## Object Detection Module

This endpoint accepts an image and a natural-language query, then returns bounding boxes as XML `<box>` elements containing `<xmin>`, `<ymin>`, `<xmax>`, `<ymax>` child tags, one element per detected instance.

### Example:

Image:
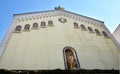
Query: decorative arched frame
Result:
<box><xmin>63</xmin><ymin>46</ymin><xmax>80</xmax><ymax>70</ymax></box>
<box><xmin>95</xmin><ymin>29</ymin><xmax>102</xmax><ymax>36</ymax></box>
<box><xmin>88</xmin><ymin>27</ymin><xmax>94</xmax><ymax>33</ymax></box>
<box><xmin>74</xmin><ymin>22</ymin><xmax>79</xmax><ymax>29</ymax></box>
<box><xmin>23</xmin><ymin>24</ymin><xmax>30</xmax><ymax>31</ymax></box>
<box><xmin>48</xmin><ymin>20</ymin><xmax>53</xmax><ymax>27</ymax></box>
<box><xmin>32</xmin><ymin>22</ymin><xmax>39</xmax><ymax>29</ymax></box>
<box><xmin>80</xmin><ymin>24</ymin><xmax>87</xmax><ymax>31</ymax></box>
<box><xmin>41</xmin><ymin>21</ymin><xmax>46</xmax><ymax>28</ymax></box>
<box><xmin>33</xmin><ymin>23</ymin><xmax>38</xmax><ymax>28</ymax></box>
<box><xmin>102</xmin><ymin>31</ymin><xmax>109</xmax><ymax>38</ymax></box>
<box><xmin>15</xmin><ymin>25</ymin><xmax>22</xmax><ymax>32</ymax></box>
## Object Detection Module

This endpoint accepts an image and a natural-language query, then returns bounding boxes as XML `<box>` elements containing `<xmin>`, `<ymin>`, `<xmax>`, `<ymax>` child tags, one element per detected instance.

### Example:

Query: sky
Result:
<box><xmin>0</xmin><ymin>0</ymin><xmax>120</xmax><ymax>44</ymax></box>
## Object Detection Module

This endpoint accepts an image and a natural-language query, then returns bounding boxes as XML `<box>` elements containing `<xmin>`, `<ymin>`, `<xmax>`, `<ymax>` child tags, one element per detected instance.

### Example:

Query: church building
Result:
<box><xmin>0</xmin><ymin>6</ymin><xmax>119</xmax><ymax>70</ymax></box>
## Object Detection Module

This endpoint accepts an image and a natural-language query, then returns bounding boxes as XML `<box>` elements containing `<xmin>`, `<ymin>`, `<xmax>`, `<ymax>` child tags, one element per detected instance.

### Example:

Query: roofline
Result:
<box><xmin>13</xmin><ymin>10</ymin><xmax>55</xmax><ymax>16</ymax></box>
<box><xmin>63</xmin><ymin>10</ymin><xmax>104</xmax><ymax>23</ymax></box>
<box><xmin>13</xmin><ymin>9</ymin><xmax>104</xmax><ymax>23</ymax></box>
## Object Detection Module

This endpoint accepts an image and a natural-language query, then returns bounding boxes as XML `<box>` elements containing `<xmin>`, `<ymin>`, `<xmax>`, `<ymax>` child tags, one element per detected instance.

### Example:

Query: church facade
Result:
<box><xmin>0</xmin><ymin>7</ymin><xmax>119</xmax><ymax>70</ymax></box>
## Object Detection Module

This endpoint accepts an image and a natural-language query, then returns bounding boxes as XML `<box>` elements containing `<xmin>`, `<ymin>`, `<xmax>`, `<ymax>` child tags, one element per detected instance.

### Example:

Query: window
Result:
<box><xmin>24</xmin><ymin>24</ymin><xmax>30</xmax><ymax>30</ymax></box>
<box><xmin>48</xmin><ymin>20</ymin><xmax>53</xmax><ymax>27</ymax></box>
<box><xmin>102</xmin><ymin>31</ymin><xmax>109</xmax><ymax>37</ymax></box>
<box><xmin>15</xmin><ymin>25</ymin><xmax>22</xmax><ymax>32</ymax></box>
<box><xmin>74</xmin><ymin>22</ymin><xmax>79</xmax><ymax>28</ymax></box>
<box><xmin>88</xmin><ymin>27</ymin><xmax>94</xmax><ymax>33</ymax></box>
<box><xmin>80</xmin><ymin>24</ymin><xmax>87</xmax><ymax>31</ymax></box>
<box><xmin>32</xmin><ymin>22</ymin><xmax>38</xmax><ymax>29</ymax></box>
<box><xmin>63</xmin><ymin>46</ymin><xmax>80</xmax><ymax>70</ymax></box>
<box><xmin>95</xmin><ymin>29</ymin><xmax>101</xmax><ymax>36</ymax></box>
<box><xmin>41</xmin><ymin>22</ymin><xmax>46</xmax><ymax>28</ymax></box>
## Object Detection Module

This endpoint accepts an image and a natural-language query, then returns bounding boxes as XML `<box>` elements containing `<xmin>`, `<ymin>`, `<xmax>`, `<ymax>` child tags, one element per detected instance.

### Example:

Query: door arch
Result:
<box><xmin>63</xmin><ymin>46</ymin><xmax>80</xmax><ymax>70</ymax></box>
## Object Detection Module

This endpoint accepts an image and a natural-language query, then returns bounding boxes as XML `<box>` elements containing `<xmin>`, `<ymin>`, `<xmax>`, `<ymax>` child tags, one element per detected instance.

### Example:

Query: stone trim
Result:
<box><xmin>15</xmin><ymin>10</ymin><xmax>103</xmax><ymax>28</ymax></box>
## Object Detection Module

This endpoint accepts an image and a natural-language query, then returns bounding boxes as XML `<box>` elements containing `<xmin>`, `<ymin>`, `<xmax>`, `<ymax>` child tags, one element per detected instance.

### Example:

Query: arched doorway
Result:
<box><xmin>63</xmin><ymin>46</ymin><xmax>80</xmax><ymax>70</ymax></box>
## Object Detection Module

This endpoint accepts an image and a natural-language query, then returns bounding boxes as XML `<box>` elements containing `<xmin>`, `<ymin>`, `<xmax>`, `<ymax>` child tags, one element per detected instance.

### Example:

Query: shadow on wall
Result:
<box><xmin>0</xmin><ymin>69</ymin><xmax>119</xmax><ymax>74</ymax></box>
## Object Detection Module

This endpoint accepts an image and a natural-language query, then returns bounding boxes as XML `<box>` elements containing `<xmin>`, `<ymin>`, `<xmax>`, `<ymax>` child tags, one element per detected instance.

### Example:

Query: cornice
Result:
<box><xmin>14</xmin><ymin>9</ymin><xmax>104</xmax><ymax>28</ymax></box>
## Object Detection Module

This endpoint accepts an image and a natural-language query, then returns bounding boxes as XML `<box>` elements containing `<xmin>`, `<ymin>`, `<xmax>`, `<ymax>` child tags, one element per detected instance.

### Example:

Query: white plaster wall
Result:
<box><xmin>0</xmin><ymin>13</ymin><xmax>119</xmax><ymax>70</ymax></box>
<box><xmin>113</xmin><ymin>25</ymin><xmax>120</xmax><ymax>45</ymax></box>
